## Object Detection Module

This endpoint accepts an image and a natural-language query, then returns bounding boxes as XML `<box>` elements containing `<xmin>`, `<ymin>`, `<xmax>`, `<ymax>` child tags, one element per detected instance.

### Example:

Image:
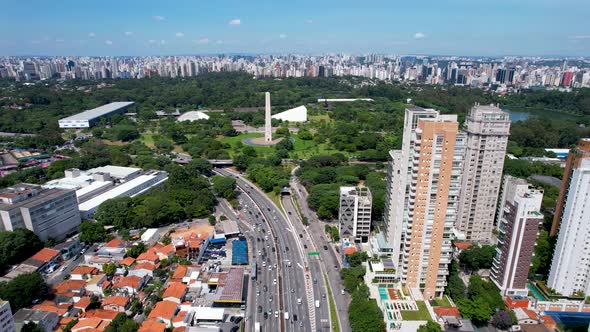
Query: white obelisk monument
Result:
<box><xmin>264</xmin><ymin>92</ymin><xmax>272</xmax><ymax>142</ymax></box>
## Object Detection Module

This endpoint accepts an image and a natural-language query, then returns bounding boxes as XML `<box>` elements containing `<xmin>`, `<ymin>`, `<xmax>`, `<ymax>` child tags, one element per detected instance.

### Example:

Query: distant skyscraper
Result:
<box><xmin>318</xmin><ymin>65</ymin><xmax>325</xmax><ymax>78</ymax></box>
<box><xmin>383</xmin><ymin>107</ymin><xmax>464</xmax><ymax>299</ymax></box>
<box><xmin>456</xmin><ymin>104</ymin><xmax>510</xmax><ymax>243</ymax></box>
<box><xmin>491</xmin><ymin>176</ymin><xmax>543</xmax><ymax>297</ymax></box>
<box><xmin>496</xmin><ymin>68</ymin><xmax>507</xmax><ymax>84</ymax></box>
<box><xmin>561</xmin><ymin>71</ymin><xmax>574</xmax><ymax>87</ymax></box>
<box><xmin>551</xmin><ymin>139</ymin><xmax>590</xmax><ymax>236</ymax></box>
<box><xmin>338</xmin><ymin>187</ymin><xmax>372</xmax><ymax>243</ymax></box>
<box><xmin>507</xmin><ymin>67</ymin><xmax>516</xmax><ymax>84</ymax></box>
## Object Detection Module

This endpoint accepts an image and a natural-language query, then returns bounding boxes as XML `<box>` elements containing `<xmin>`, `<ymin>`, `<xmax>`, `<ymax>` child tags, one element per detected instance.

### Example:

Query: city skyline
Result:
<box><xmin>2</xmin><ymin>0</ymin><xmax>590</xmax><ymax>57</ymax></box>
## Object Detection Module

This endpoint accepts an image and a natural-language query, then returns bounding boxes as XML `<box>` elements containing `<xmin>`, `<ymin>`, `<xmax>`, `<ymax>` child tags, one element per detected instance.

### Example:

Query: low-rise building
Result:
<box><xmin>58</xmin><ymin>102</ymin><xmax>135</xmax><ymax>129</ymax></box>
<box><xmin>338</xmin><ymin>186</ymin><xmax>372</xmax><ymax>243</ymax></box>
<box><xmin>101</xmin><ymin>296</ymin><xmax>129</xmax><ymax>313</ymax></box>
<box><xmin>148</xmin><ymin>300</ymin><xmax>178</xmax><ymax>326</ymax></box>
<box><xmin>13</xmin><ymin>308</ymin><xmax>59</xmax><ymax>332</ymax></box>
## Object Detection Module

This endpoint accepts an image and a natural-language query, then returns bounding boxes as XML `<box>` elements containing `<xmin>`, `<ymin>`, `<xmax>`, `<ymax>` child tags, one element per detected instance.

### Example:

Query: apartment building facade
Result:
<box><xmin>456</xmin><ymin>104</ymin><xmax>510</xmax><ymax>243</ymax></box>
<box><xmin>383</xmin><ymin>107</ymin><xmax>464</xmax><ymax>299</ymax></box>
<box><xmin>338</xmin><ymin>186</ymin><xmax>372</xmax><ymax>243</ymax></box>
<box><xmin>491</xmin><ymin>176</ymin><xmax>544</xmax><ymax>297</ymax></box>
<box><xmin>548</xmin><ymin>139</ymin><xmax>590</xmax><ymax>296</ymax></box>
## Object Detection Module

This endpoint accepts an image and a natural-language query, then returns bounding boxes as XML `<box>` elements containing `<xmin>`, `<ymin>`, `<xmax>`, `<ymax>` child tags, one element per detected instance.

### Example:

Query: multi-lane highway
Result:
<box><xmin>215</xmin><ymin>168</ymin><xmax>317</xmax><ymax>332</ymax></box>
<box><xmin>289</xmin><ymin>168</ymin><xmax>352</xmax><ymax>332</ymax></box>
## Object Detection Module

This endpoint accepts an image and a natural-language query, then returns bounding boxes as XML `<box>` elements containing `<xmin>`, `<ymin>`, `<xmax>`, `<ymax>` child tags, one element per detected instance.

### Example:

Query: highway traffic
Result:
<box><xmin>215</xmin><ymin>168</ymin><xmax>318</xmax><ymax>332</ymax></box>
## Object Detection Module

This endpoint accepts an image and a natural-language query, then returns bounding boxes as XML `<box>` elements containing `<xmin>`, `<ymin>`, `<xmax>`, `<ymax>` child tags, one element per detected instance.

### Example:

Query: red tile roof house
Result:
<box><xmin>162</xmin><ymin>283</ymin><xmax>187</xmax><ymax>304</ymax></box>
<box><xmin>101</xmin><ymin>296</ymin><xmax>130</xmax><ymax>313</ymax></box>
<box><xmin>148</xmin><ymin>300</ymin><xmax>178</xmax><ymax>326</ymax></box>
<box><xmin>112</xmin><ymin>275</ymin><xmax>145</xmax><ymax>295</ymax></box>
<box><xmin>53</xmin><ymin>279</ymin><xmax>87</xmax><ymax>303</ymax></box>
<box><xmin>74</xmin><ymin>297</ymin><xmax>93</xmax><ymax>313</ymax></box>
<box><xmin>70</xmin><ymin>266</ymin><xmax>100</xmax><ymax>280</ymax></box>
<box><xmin>84</xmin><ymin>309</ymin><xmax>119</xmax><ymax>322</ymax></box>
<box><xmin>136</xmin><ymin>250</ymin><xmax>160</xmax><ymax>264</ymax></box>
<box><xmin>153</xmin><ymin>243</ymin><xmax>176</xmax><ymax>260</ymax></box>
<box><xmin>70</xmin><ymin>317</ymin><xmax>110</xmax><ymax>332</ymax></box>
<box><xmin>24</xmin><ymin>247</ymin><xmax>61</xmax><ymax>272</ymax></box>
<box><xmin>139</xmin><ymin>318</ymin><xmax>167</xmax><ymax>332</ymax></box>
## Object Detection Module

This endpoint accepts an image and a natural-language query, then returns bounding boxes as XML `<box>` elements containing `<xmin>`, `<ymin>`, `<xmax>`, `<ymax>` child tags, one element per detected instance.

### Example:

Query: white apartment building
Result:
<box><xmin>339</xmin><ymin>186</ymin><xmax>372</xmax><ymax>243</ymax></box>
<box><xmin>456</xmin><ymin>104</ymin><xmax>510</xmax><ymax>243</ymax></box>
<box><xmin>548</xmin><ymin>156</ymin><xmax>590</xmax><ymax>296</ymax></box>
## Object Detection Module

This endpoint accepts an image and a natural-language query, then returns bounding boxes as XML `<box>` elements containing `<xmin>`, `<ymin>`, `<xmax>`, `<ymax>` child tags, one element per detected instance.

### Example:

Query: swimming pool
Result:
<box><xmin>528</xmin><ymin>282</ymin><xmax>547</xmax><ymax>301</ymax></box>
<box><xmin>379</xmin><ymin>288</ymin><xmax>389</xmax><ymax>300</ymax></box>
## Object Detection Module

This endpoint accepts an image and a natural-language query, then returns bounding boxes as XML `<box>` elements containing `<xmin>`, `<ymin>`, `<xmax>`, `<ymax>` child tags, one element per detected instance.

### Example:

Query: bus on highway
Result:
<box><xmin>254</xmin><ymin>322</ymin><xmax>261</xmax><ymax>332</ymax></box>
<box><xmin>315</xmin><ymin>300</ymin><xmax>320</xmax><ymax>308</ymax></box>
<box><xmin>251</xmin><ymin>262</ymin><xmax>257</xmax><ymax>280</ymax></box>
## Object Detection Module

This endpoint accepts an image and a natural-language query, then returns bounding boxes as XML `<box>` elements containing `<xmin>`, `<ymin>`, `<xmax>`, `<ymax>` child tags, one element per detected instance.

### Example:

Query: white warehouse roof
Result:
<box><xmin>271</xmin><ymin>105</ymin><xmax>307</xmax><ymax>122</ymax></box>
<box><xmin>59</xmin><ymin>102</ymin><xmax>135</xmax><ymax>122</ymax></box>
<box><xmin>78</xmin><ymin>171</ymin><xmax>168</xmax><ymax>216</ymax></box>
<box><xmin>177</xmin><ymin>111</ymin><xmax>210</xmax><ymax>122</ymax></box>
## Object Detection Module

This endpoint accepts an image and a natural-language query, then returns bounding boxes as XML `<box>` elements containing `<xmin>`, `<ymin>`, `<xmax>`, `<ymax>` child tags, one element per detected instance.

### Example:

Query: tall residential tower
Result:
<box><xmin>548</xmin><ymin>139</ymin><xmax>590</xmax><ymax>296</ymax></box>
<box><xmin>382</xmin><ymin>107</ymin><xmax>464</xmax><ymax>299</ymax></box>
<box><xmin>491</xmin><ymin>176</ymin><xmax>543</xmax><ymax>297</ymax></box>
<box><xmin>456</xmin><ymin>104</ymin><xmax>510</xmax><ymax>243</ymax></box>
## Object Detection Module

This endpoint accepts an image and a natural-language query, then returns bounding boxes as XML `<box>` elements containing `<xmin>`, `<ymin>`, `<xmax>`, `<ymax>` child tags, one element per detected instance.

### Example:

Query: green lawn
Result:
<box><xmin>432</xmin><ymin>296</ymin><xmax>452</xmax><ymax>307</ymax></box>
<box><xmin>216</xmin><ymin>132</ymin><xmax>351</xmax><ymax>159</ymax></box>
<box><xmin>138</xmin><ymin>134</ymin><xmax>155</xmax><ymax>148</ymax></box>
<box><xmin>308</xmin><ymin>113</ymin><xmax>331</xmax><ymax>123</ymax></box>
<box><xmin>400</xmin><ymin>301</ymin><xmax>431</xmax><ymax>321</ymax></box>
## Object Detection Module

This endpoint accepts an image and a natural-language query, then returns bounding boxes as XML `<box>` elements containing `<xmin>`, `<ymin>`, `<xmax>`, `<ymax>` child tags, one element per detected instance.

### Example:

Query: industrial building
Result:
<box><xmin>338</xmin><ymin>186</ymin><xmax>372</xmax><ymax>243</ymax></box>
<box><xmin>42</xmin><ymin>165</ymin><xmax>168</xmax><ymax>219</ymax></box>
<box><xmin>0</xmin><ymin>184</ymin><xmax>81</xmax><ymax>241</ymax></box>
<box><xmin>78</xmin><ymin>170</ymin><xmax>168</xmax><ymax>219</ymax></box>
<box><xmin>491</xmin><ymin>176</ymin><xmax>543</xmax><ymax>297</ymax></box>
<box><xmin>58</xmin><ymin>102</ymin><xmax>135</xmax><ymax>128</ymax></box>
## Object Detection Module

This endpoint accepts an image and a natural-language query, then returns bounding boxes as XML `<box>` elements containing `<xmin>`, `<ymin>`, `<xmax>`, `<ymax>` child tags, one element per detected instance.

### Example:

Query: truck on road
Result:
<box><xmin>315</xmin><ymin>300</ymin><xmax>320</xmax><ymax>308</ymax></box>
<box><xmin>254</xmin><ymin>322</ymin><xmax>260</xmax><ymax>332</ymax></box>
<box><xmin>284</xmin><ymin>312</ymin><xmax>289</xmax><ymax>320</ymax></box>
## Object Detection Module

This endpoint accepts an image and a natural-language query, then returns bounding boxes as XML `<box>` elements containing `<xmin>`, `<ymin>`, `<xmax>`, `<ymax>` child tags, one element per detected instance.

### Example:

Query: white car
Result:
<box><xmin>274</xmin><ymin>311</ymin><xmax>279</xmax><ymax>318</ymax></box>
<box><xmin>273</xmin><ymin>279</ymin><xmax>277</xmax><ymax>285</ymax></box>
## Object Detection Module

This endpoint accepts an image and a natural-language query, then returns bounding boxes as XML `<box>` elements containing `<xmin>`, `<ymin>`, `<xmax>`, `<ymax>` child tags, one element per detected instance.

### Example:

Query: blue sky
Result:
<box><xmin>1</xmin><ymin>0</ymin><xmax>589</xmax><ymax>56</ymax></box>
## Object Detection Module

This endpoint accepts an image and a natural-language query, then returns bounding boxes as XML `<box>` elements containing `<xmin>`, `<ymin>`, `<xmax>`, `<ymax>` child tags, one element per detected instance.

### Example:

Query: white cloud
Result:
<box><xmin>216</xmin><ymin>40</ymin><xmax>224</xmax><ymax>44</ymax></box>
<box><xmin>124</xmin><ymin>31</ymin><xmax>133</xmax><ymax>36</ymax></box>
<box><xmin>88</xmin><ymin>32</ymin><xmax>96</xmax><ymax>38</ymax></box>
<box><xmin>569</xmin><ymin>35</ymin><xmax>590</xmax><ymax>40</ymax></box>
<box><xmin>229</xmin><ymin>19</ymin><xmax>241</xmax><ymax>25</ymax></box>
<box><xmin>175</xmin><ymin>32</ymin><xmax>185</xmax><ymax>37</ymax></box>
<box><xmin>279</xmin><ymin>34</ymin><xmax>287</xmax><ymax>39</ymax></box>
<box><xmin>55</xmin><ymin>38</ymin><xmax>65</xmax><ymax>43</ymax></box>
<box><xmin>153</xmin><ymin>15</ymin><xmax>165</xmax><ymax>21</ymax></box>
<box><xmin>160</xmin><ymin>40</ymin><xmax>167</xmax><ymax>45</ymax></box>
<box><xmin>195</xmin><ymin>38</ymin><xmax>209</xmax><ymax>44</ymax></box>
<box><xmin>148</xmin><ymin>39</ymin><xmax>157</xmax><ymax>44</ymax></box>
<box><xmin>414</xmin><ymin>32</ymin><xmax>426</xmax><ymax>39</ymax></box>
<box><xmin>105</xmin><ymin>40</ymin><xmax>113</xmax><ymax>45</ymax></box>
<box><xmin>305</xmin><ymin>19</ymin><xmax>313</xmax><ymax>24</ymax></box>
